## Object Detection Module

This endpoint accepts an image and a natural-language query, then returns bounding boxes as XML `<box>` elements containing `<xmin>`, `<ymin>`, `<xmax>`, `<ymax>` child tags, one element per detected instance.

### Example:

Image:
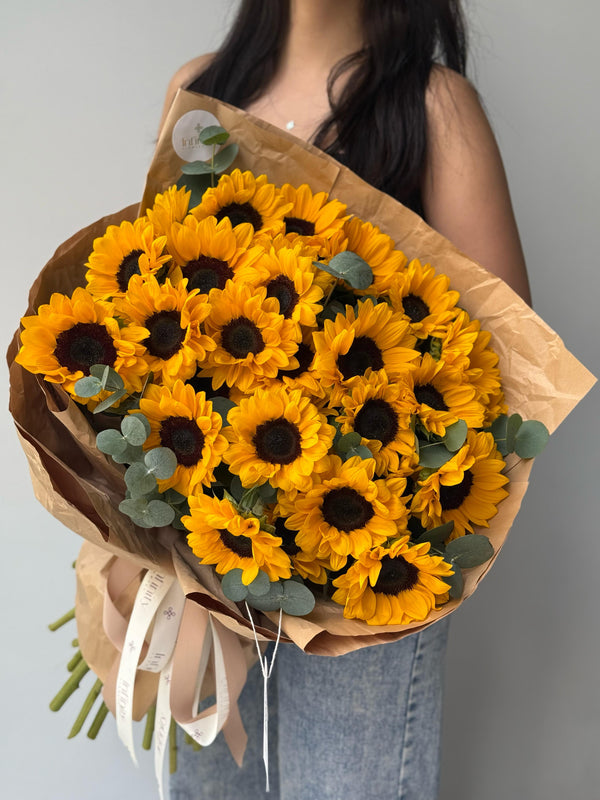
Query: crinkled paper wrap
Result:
<box><xmin>7</xmin><ymin>90</ymin><xmax>596</xmax><ymax>664</ymax></box>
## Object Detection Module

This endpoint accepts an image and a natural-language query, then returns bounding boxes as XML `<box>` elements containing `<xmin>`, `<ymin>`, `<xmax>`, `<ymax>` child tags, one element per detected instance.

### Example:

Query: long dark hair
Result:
<box><xmin>188</xmin><ymin>0</ymin><xmax>468</xmax><ymax>215</ymax></box>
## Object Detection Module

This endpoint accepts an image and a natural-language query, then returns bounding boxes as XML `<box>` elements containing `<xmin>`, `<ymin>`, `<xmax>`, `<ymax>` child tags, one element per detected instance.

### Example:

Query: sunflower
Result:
<box><xmin>311</xmin><ymin>298</ymin><xmax>418</xmax><ymax>408</ymax></box>
<box><xmin>331</xmin><ymin>537</ymin><xmax>453</xmax><ymax>625</ymax></box>
<box><xmin>224</xmin><ymin>384</ymin><xmax>334</xmax><ymax>493</ymax></box>
<box><xmin>271</xmin><ymin>516</ymin><xmax>328</xmax><ymax>585</ymax></box>
<box><xmin>137</xmin><ymin>380</ymin><xmax>228</xmax><ymax>495</ymax></box>
<box><xmin>337</xmin><ymin>370</ymin><xmax>418</xmax><ymax>475</ymax></box>
<box><xmin>279</xmin><ymin>455</ymin><xmax>410</xmax><ymax>572</ymax></box>
<box><xmin>464</xmin><ymin>325</ymin><xmax>507</xmax><ymax>424</ymax></box>
<box><xmin>278</xmin><ymin>183</ymin><xmax>348</xmax><ymax>243</ymax></box>
<box><xmin>190</xmin><ymin>169</ymin><xmax>292</xmax><ymax>238</ymax></box>
<box><xmin>16</xmin><ymin>287</ymin><xmax>149</xmax><ymax>400</ymax></box>
<box><xmin>405</xmin><ymin>353</ymin><xmax>485</xmax><ymax>436</ymax></box>
<box><xmin>143</xmin><ymin>184</ymin><xmax>191</xmax><ymax>237</ymax></box>
<box><xmin>235</xmin><ymin>243</ymin><xmax>324</xmax><ymax>327</ymax></box>
<box><xmin>85</xmin><ymin>217</ymin><xmax>171</xmax><ymax>299</ymax></box>
<box><xmin>115</xmin><ymin>274</ymin><xmax>215</xmax><ymax>387</ymax></box>
<box><xmin>432</xmin><ymin>309</ymin><xmax>480</xmax><ymax>372</ymax></box>
<box><xmin>275</xmin><ymin>332</ymin><xmax>326</xmax><ymax>403</ymax></box>
<box><xmin>411</xmin><ymin>430</ymin><xmax>509</xmax><ymax>539</ymax></box>
<box><xmin>341</xmin><ymin>216</ymin><xmax>407</xmax><ymax>295</ymax></box>
<box><xmin>388</xmin><ymin>258</ymin><xmax>460</xmax><ymax>340</ymax></box>
<box><xmin>167</xmin><ymin>215</ymin><xmax>263</xmax><ymax>294</ymax></box>
<box><xmin>200</xmin><ymin>280</ymin><xmax>301</xmax><ymax>394</ymax></box>
<box><xmin>183</xmin><ymin>493</ymin><xmax>292</xmax><ymax>584</ymax></box>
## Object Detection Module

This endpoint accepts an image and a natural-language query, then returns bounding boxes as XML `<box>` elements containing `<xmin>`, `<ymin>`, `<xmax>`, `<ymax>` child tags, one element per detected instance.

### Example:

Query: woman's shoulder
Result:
<box><xmin>159</xmin><ymin>53</ymin><xmax>216</xmax><ymax>133</ymax></box>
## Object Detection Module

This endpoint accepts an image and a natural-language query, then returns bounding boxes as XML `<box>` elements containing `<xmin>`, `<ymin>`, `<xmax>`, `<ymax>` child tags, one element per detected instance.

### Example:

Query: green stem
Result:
<box><xmin>49</xmin><ymin>659</ymin><xmax>90</xmax><ymax>711</ymax></box>
<box><xmin>48</xmin><ymin>608</ymin><xmax>75</xmax><ymax>631</ymax></box>
<box><xmin>142</xmin><ymin>705</ymin><xmax>156</xmax><ymax>751</ymax></box>
<box><xmin>184</xmin><ymin>732</ymin><xmax>201</xmax><ymax>751</ymax></box>
<box><xmin>169</xmin><ymin>719</ymin><xmax>177</xmax><ymax>774</ymax></box>
<box><xmin>87</xmin><ymin>702</ymin><xmax>109</xmax><ymax>739</ymax></box>
<box><xmin>67</xmin><ymin>650</ymin><xmax>83</xmax><ymax>672</ymax></box>
<box><xmin>67</xmin><ymin>678</ymin><xmax>103</xmax><ymax>739</ymax></box>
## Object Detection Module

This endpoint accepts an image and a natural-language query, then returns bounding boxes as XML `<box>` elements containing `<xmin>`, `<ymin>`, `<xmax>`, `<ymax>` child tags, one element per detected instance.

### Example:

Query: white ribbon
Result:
<box><xmin>115</xmin><ymin>570</ymin><xmax>174</xmax><ymax>764</ymax></box>
<box><xmin>154</xmin><ymin>659</ymin><xmax>174</xmax><ymax>800</ymax></box>
<box><xmin>139</xmin><ymin>581</ymin><xmax>186</xmax><ymax>673</ymax></box>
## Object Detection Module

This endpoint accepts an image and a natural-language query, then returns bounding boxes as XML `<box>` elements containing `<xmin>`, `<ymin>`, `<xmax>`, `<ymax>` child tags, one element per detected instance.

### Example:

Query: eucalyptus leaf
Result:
<box><xmin>93</xmin><ymin>388</ymin><xmax>127</xmax><ymax>414</ymax></box>
<box><xmin>211</xmin><ymin>397</ymin><xmax>236</xmax><ymax>426</ymax></box>
<box><xmin>111</xmin><ymin>443</ymin><xmax>144</xmax><ymax>465</ymax></box>
<box><xmin>119</xmin><ymin>497</ymin><xmax>148</xmax><ymax>519</ymax></box>
<box><xmin>514</xmin><ymin>420</ymin><xmax>549</xmax><ymax>458</ymax></box>
<box><xmin>181</xmin><ymin>160</ymin><xmax>216</xmax><ymax>175</ymax></box>
<box><xmin>280</xmin><ymin>579</ymin><xmax>316</xmax><ymax>616</ymax></box>
<box><xmin>125</xmin><ymin>462</ymin><xmax>157</xmax><ymax>498</ymax></box>
<box><xmin>319</xmin><ymin>301</ymin><xmax>346</xmax><ymax>323</ymax></box>
<box><xmin>221</xmin><ymin>569</ymin><xmax>248</xmax><ymax>602</ymax></box>
<box><xmin>240</xmin><ymin>485</ymin><xmax>262</xmax><ymax>511</ymax></box>
<box><xmin>415</xmin><ymin>521</ymin><xmax>454</xmax><ymax>547</ymax></box>
<box><xmin>489</xmin><ymin>414</ymin><xmax>509</xmax><ymax>456</ymax></box>
<box><xmin>144</xmin><ymin>500</ymin><xmax>176</xmax><ymax>528</ymax></box>
<box><xmin>162</xmin><ymin>489</ymin><xmax>188</xmax><ymax>506</ymax></box>
<box><xmin>336</xmin><ymin>431</ymin><xmax>362</xmax><ymax>454</ymax></box>
<box><xmin>245</xmin><ymin>581</ymin><xmax>284</xmax><ymax>612</ymax></box>
<box><xmin>445</xmin><ymin>534</ymin><xmax>494</xmax><ymax>569</ymax></box>
<box><xmin>198</xmin><ymin>125</ymin><xmax>229</xmax><ymax>145</ymax></box>
<box><xmin>74</xmin><ymin>375</ymin><xmax>103</xmax><ymax>398</ymax></box>
<box><xmin>443</xmin><ymin>420</ymin><xmax>468</xmax><ymax>452</ymax></box>
<box><xmin>445</xmin><ymin>565</ymin><xmax>464</xmax><ymax>600</ymax></box>
<box><xmin>247</xmin><ymin>571</ymin><xmax>271</xmax><ymax>598</ymax></box>
<box><xmin>418</xmin><ymin>442</ymin><xmax>453</xmax><ymax>470</ymax></box>
<box><xmin>145</xmin><ymin>447</ymin><xmax>177</xmax><ymax>480</ymax></box>
<box><xmin>345</xmin><ymin>445</ymin><xmax>374</xmax><ymax>461</ymax></box>
<box><xmin>258</xmin><ymin>483</ymin><xmax>278</xmax><ymax>504</ymax></box>
<box><xmin>121</xmin><ymin>414</ymin><xmax>151</xmax><ymax>446</ymax></box>
<box><xmin>172</xmin><ymin>516</ymin><xmax>190</xmax><ymax>531</ymax></box>
<box><xmin>229</xmin><ymin>475</ymin><xmax>244</xmax><ymax>503</ymax></box>
<box><xmin>176</xmin><ymin>174</ymin><xmax>211</xmax><ymax>209</ymax></box>
<box><xmin>212</xmin><ymin>143</ymin><xmax>239</xmax><ymax>174</ymax></box>
<box><xmin>317</xmin><ymin>251</ymin><xmax>373</xmax><ymax>290</ymax></box>
<box><xmin>506</xmin><ymin>413</ymin><xmax>523</xmax><ymax>453</ymax></box>
<box><xmin>96</xmin><ymin>428</ymin><xmax>127</xmax><ymax>457</ymax></box>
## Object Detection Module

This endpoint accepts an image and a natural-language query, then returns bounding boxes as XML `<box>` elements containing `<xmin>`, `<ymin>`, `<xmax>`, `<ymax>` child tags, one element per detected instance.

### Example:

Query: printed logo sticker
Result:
<box><xmin>172</xmin><ymin>110</ymin><xmax>222</xmax><ymax>162</ymax></box>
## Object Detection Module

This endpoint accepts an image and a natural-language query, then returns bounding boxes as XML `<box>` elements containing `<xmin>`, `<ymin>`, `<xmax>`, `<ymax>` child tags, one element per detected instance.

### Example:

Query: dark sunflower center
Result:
<box><xmin>414</xmin><ymin>383</ymin><xmax>448</xmax><ymax>411</ymax></box>
<box><xmin>266</xmin><ymin>275</ymin><xmax>299</xmax><ymax>318</ymax></box>
<box><xmin>253</xmin><ymin>418</ymin><xmax>302</xmax><ymax>464</ymax></box>
<box><xmin>284</xmin><ymin>216</ymin><xmax>315</xmax><ymax>236</ymax></box>
<box><xmin>439</xmin><ymin>470</ymin><xmax>474</xmax><ymax>510</ymax></box>
<box><xmin>187</xmin><ymin>373</ymin><xmax>229</xmax><ymax>399</ymax></box>
<box><xmin>279</xmin><ymin>342</ymin><xmax>313</xmax><ymax>380</ymax></box>
<box><xmin>216</xmin><ymin>202</ymin><xmax>262</xmax><ymax>231</ymax></box>
<box><xmin>117</xmin><ymin>249</ymin><xmax>144</xmax><ymax>292</ymax></box>
<box><xmin>354</xmin><ymin>398</ymin><xmax>399</xmax><ymax>447</ymax></box>
<box><xmin>182</xmin><ymin>256</ymin><xmax>233</xmax><ymax>294</ymax></box>
<box><xmin>218</xmin><ymin>528</ymin><xmax>253</xmax><ymax>559</ymax></box>
<box><xmin>403</xmin><ymin>294</ymin><xmax>430</xmax><ymax>323</ymax></box>
<box><xmin>143</xmin><ymin>310</ymin><xmax>185</xmax><ymax>359</ymax></box>
<box><xmin>221</xmin><ymin>316</ymin><xmax>265</xmax><ymax>359</ymax></box>
<box><xmin>54</xmin><ymin>322</ymin><xmax>117</xmax><ymax>375</ymax></box>
<box><xmin>337</xmin><ymin>336</ymin><xmax>384</xmax><ymax>380</ymax></box>
<box><xmin>373</xmin><ymin>554</ymin><xmax>419</xmax><ymax>594</ymax></box>
<box><xmin>159</xmin><ymin>417</ymin><xmax>205</xmax><ymax>467</ymax></box>
<box><xmin>322</xmin><ymin>487</ymin><xmax>374</xmax><ymax>532</ymax></box>
<box><xmin>274</xmin><ymin>516</ymin><xmax>301</xmax><ymax>556</ymax></box>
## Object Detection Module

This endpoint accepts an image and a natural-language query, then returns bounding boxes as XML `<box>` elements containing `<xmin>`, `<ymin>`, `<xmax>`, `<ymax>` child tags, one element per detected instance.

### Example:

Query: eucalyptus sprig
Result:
<box><xmin>178</xmin><ymin>125</ymin><xmax>239</xmax><ymax>206</ymax></box>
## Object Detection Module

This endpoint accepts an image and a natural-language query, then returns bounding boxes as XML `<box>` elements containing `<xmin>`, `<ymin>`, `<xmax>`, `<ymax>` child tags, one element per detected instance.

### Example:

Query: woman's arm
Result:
<box><xmin>424</xmin><ymin>67</ymin><xmax>531</xmax><ymax>304</ymax></box>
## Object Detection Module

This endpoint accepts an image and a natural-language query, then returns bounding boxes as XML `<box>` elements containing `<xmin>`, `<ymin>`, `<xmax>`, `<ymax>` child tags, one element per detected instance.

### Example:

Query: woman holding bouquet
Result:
<box><xmin>160</xmin><ymin>1</ymin><xmax>531</xmax><ymax>798</ymax></box>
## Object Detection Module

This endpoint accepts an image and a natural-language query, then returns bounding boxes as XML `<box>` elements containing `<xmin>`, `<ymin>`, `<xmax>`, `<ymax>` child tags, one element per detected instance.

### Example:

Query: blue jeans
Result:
<box><xmin>170</xmin><ymin>617</ymin><xmax>449</xmax><ymax>800</ymax></box>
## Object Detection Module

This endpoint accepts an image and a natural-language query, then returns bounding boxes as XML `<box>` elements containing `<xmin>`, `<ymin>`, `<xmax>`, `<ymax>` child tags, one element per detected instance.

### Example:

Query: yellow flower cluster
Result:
<box><xmin>16</xmin><ymin>168</ymin><xmax>510</xmax><ymax>626</ymax></box>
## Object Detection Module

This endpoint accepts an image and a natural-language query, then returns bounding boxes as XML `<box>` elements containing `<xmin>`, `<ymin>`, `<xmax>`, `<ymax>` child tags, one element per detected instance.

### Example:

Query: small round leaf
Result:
<box><xmin>74</xmin><ymin>375</ymin><xmax>103</xmax><ymax>398</ymax></box>
<box><xmin>443</xmin><ymin>420</ymin><xmax>468</xmax><ymax>452</ymax></box>
<box><xmin>280</xmin><ymin>579</ymin><xmax>316</xmax><ymax>616</ymax></box>
<box><xmin>144</xmin><ymin>500</ymin><xmax>176</xmax><ymax>528</ymax></box>
<box><xmin>96</xmin><ymin>429</ymin><xmax>127</xmax><ymax>456</ymax></box>
<box><xmin>125</xmin><ymin>462</ymin><xmax>157</xmax><ymax>498</ymax></box>
<box><xmin>245</xmin><ymin>581</ymin><xmax>284</xmax><ymax>612</ymax></box>
<box><xmin>445</xmin><ymin>534</ymin><xmax>494</xmax><ymax>568</ymax></box>
<box><xmin>514</xmin><ymin>420</ymin><xmax>549</xmax><ymax>459</ymax></box>
<box><xmin>247</xmin><ymin>571</ymin><xmax>271</xmax><ymax>597</ymax></box>
<box><xmin>121</xmin><ymin>414</ymin><xmax>151</xmax><ymax>446</ymax></box>
<box><xmin>145</xmin><ymin>447</ymin><xmax>177</xmax><ymax>479</ymax></box>
<box><xmin>222</xmin><ymin>569</ymin><xmax>249</xmax><ymax>602</ymax></box>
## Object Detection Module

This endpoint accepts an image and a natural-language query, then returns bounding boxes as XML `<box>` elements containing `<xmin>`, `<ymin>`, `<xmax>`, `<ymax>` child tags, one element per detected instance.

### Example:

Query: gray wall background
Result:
<box><xmin>1</xmin><ymin>1</ymin><xmax>597</xmax><ymax>798</ymax></box>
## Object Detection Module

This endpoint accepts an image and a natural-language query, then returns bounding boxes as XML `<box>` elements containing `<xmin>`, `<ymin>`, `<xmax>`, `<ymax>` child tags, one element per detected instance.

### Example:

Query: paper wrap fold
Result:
<box><xmin>7</xmin><ymin>90</ymin><xmax>596</xmax><ymax>685</ymax></box>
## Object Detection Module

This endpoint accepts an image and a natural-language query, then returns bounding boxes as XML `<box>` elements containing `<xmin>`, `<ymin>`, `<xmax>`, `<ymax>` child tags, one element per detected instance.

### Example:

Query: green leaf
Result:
<box><xmin>445</xmin><ymin>565</ymin><xmax>464</xmax><ymax>600</ymax></box>
<box><xmin>258</xmin><ymin>483</ymin><xmax>278</xmax><ymax>504</ymax></box>
<box><xmin>317</xmin><ymin>251</ymin><xmax>373</xmax><ymax>290</ymax></box>
<box><xmin>514</xmin><ymin>420</ymin><xmax>549</xmax><ymax>458</ymax></box>
<box><xmin>162</xmin><ymin>489</ymin><xmax>188</xmax><ymax>506</ymax></box>
<box><xmin>96</xmin><ymin>429</ymin><xmax>127</xmax><ymax>457</ymax></box>
<box><xmin>229</xmin><ymin>475</ymin><xmax>243</xmax><ymax>502</ymax></box>
<box><xmin>506</xmin><ymin>413</ymin><xmax>523</xmax><ymax>453</ymax></box>
<box><xmin>418</xmin><ymin>443</ymin><xmax>453</xmax><ymax>470</ymax></box>
<box><xmin>445</xmin><ymin>534</ymin><xmax>494</xmax><ymax>568</ymax></box>
<box><xmin>144</xmin><ymin>500</ymin><xmax>176</xmax><ymax>528</ymax></box>
<box><xmin>319</xmin><ymin>300</ymin><xmax>346</xmax><ymax>323</ymax></box>
<box><xmin>176</xmin><ymin>174</ymin><xmax>211</xmax><ymax>209</ymax></box>
<box><xmin>245</xmin><ymin>581</ymin><xmax>284</xmax><ymax>612</ymax></box>
<box><xmin>345</xmin><ymin>445</ymin><xmax>374</xmax><ymax>461</ymax></box>
<box><xmin>111</xmin><ymin>443</ymin><xmax>144</xmax><ymax>465</ymax></box>
<box><xmin>93</xmin><ymin>388</ymin><xmax>127</xmax><ymax>414</ymax></box>
<box><xmin>443</xmin><ymin>420</ymin><xmax>468</xmax><ymax>452</ymax></box>
<box><xmin>240</xmin><ymin>485</ymin><xmax>262</xmax><ymax>511</ymax></box>
<box><xmin>415</xmin><ymin>521</ymin><xmax>454</xmax><ymax>547</ymax></box>
<box><xmin>121</xmin><ymin>414</ymin><xmax>151</xmax><ymax>446</ymax></box>
<box><xmin>212</xmin><ymin>143</ymin><xmax>239</xmax><ymax>174</ymax></box>
<box><xmin>172</xmin><ymin>515</ymin><xmax>189</xmax><ymax>531</ymax></box>
<box><xmin>489</xmin><ymin>414</ymin><xmax>509</xmax><ymax>456</ymax></box>
<box><xmin>90</xmin><ymin>364</ymin><xmax>124</xmax><ymax>391</ymax></box>
<box><xmin>336</xmin><ymin>432</ymin><xmax>362</xmax><ymax>454</ymax></box>
<box><xmin>125</xmin><ymin>463</ymin><xmax>157</xmax><ymax>498</ymax></box>
<box><xmin>221</xmin><ymin>569</ymin><xmax>248</xmax><ymax>602</ymax></box>
<box><xmin>144</xmin><ymin>448</ymin><xmax>177</xmax><ymax>480</ymax></box>
<box><xmin>247</xmin><ymin>571</ymin><xmax>271</xmax><ymax>598</ymax></box>
<box><xmin>74</xmin><ymin>375</ymin><xmax>103</xmax><ymax>398</ymax></box>
<box><xmin>280</xmin><ymin>579</ymin><xmax>316</xmax><ymax>616</ymax></box>
<box><xmin>211</xmin><ymin>397</ymin><xmax>236</xmax><ymax>426</ymax></box>
<box><xmin>181</xmin><ymin>160</ymin><xmax>215</xmax><ymax>175</ymax></box>
<box><xmin>119</xmin><ymin>497</ymin><xmax>148</xmax><ymax>520</ymax></box>
<box><xmin>198</xmin><ymin>125</ymin><xmax>229</xmax><ymax>145</ymax></box>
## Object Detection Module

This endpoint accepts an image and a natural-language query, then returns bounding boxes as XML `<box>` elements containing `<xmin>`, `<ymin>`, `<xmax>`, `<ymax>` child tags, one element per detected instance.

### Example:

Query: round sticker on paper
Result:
<box><xmin>172</xmin><ymin>110</ymin><xmax>222</xmax><ymax>162</ymax></box>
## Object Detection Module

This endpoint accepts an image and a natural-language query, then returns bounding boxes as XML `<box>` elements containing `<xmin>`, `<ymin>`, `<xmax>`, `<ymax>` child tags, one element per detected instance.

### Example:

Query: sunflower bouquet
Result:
<box><xmin>7</xmin><ymin>91</ymin><xmax>595</xmax><ymax>777</ymax></box>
